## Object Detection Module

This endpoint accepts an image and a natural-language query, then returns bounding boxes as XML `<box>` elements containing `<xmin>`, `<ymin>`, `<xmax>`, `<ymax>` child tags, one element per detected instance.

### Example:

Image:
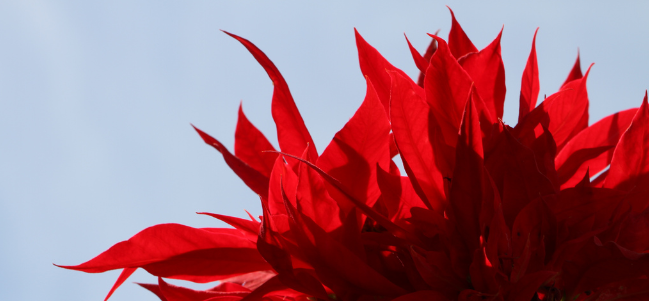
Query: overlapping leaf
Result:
<box><xmin>61</xmin><ymin>9</ymin><xmax>649</xmax><ymax>301</ymax></box>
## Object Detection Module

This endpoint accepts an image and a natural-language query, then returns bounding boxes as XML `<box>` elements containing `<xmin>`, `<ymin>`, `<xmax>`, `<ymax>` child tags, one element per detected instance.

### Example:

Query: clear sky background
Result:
<box><xmin>1</xmin><ymin>1</ymin><xmax>648</xmax><ymax>300</ymax></box>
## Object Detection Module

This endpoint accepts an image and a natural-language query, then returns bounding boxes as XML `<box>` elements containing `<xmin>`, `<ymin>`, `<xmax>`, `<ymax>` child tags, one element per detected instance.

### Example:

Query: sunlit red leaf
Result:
<box><xmin>447</xmin><ymin>7</ymin><xmax>478</xmax><ymax>59</ymax></box>
<box><xmin>235</xmin><ymin>104</ymin><xmax>277</xmax><ymax>178</ymax></box>
<box><xmin>518</xmin><ymin>28</ymin><xmax>540</xmax><ymax>123</ymax></box>
<box><xmin>317</xmin><ymin>79</ymin><xmax>391</xmax><ymax>216</ymax></box>
<box><xmin>458</xmin><ymin>28</ymin><xmax>506</xmax><ymax>119</ymax></box>
<box><xmin>424</xmin><ymin>35</ymin><xmax>473</xmax><ymax>146</ymax></box>
<box><xmin>103</xmin><ymin>267</ymin><xmax>136</xmax><ymax>301</ymax></box>
<box><xmin>193</xmin><ymin>125</ymin><xmax>269</xmax><ymax>200</ymax></box>
<box><xmin>355</xmin><ymin>29</ymin><xmax>423</xmax><ymax>114</ymax></box>
<box><xmin>63</xmin><ymin>11</ymin><xmax>649</xmax><ymax>301</ymax></box>
<box><xmin>390</xmin><ymin>70</ymin><xmax>450</xmax><ymax>212</ymax></box>
<box><xmin>224</xmin><ymin>31</ymin><xmax>317</xmax><ymax>161</ymax></box>
<box><xmin>561</xmin><ymin>51</ymin><xmax>583</xmax><ymax>87</ymax></box>
<box><xmin>405</xmin><ymin>34</ymin><xmax>429</xmax><ymax>76</ymax></box>
<box><xmin>555</xmin><ymin>108</ymin><xmax>637</xmax><ymax>189</ymax></box>
<box><xmin>605</xmin><ymin>92</ymin><xmax>649</xmax><ymax>212</ymax></box>
<box><xmin>405</xmin><ymin>33</ymin><xmax>439</xmax><ymax>87</ymax></box>
<box><xmin>517</xmin><ymin>64</ymin><xmax>592</xmax><ymax>151</ymax></box>
<box><xmin>58</xmin><ymin>224</ymin><xmax>270</xmax><ymax>283</ymax></box>
<box><xmin>199</xmin><ymin>212</ymin><xmax>260</xmax><ymax>243</ymax></box>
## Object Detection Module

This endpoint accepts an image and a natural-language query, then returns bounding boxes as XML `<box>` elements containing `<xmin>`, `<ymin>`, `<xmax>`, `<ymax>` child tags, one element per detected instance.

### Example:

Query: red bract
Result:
<box><xmin>59</xmin><ymin>9</ymin><xmax>649</xmax><ymax>301</ymax></box>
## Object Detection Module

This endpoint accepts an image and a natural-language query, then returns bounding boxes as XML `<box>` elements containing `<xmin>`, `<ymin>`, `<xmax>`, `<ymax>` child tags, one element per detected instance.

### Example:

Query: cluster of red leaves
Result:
<box><xmin>59</xmin><ymin>9</ymin><xmax>649</xmax><ymax>301</ymax></box>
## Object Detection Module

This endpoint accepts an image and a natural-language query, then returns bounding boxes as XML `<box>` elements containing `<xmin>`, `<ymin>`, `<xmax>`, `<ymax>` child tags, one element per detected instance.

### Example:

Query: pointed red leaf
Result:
<box><xmin>224</xmin><ymin>31</ymin><xmax>317</xmax><ymax>160</ymax></box>
<box><xmin>389</xmin><ymin>70</ymin><xmax>450</xmax><ymax>212</ymax></box>
<box><xmin>548</xmin><ymin>65</ymin><xmax>591</xmax><ymax>150</ymax></box>
<box><xmin>235</xmin><ymin>104</ymin><xmax>277</xmax><ymax>178</ymax></box>
<box><xmin>138</xmin><ymin>282</ymin><xmax>168</xmax><ymax>301</ymax></box>
<box><xmin>405</xmin><ymin>34</ymin><xmax>428</xmax><ymax>75</ymax></box>
<box><xmin>407</xmin><ymin>33</ymin><xmax>439</xmax><ymax>87</ymax></box>
<box><xmin>104</xmin><ymin>267</ymin><xmax>137</xmax><ymax>301</ymax></box>
<box><xmin>556</xmin><ymin>108</ymin><xmax>637</xmax><ymax>189</ymax></box>
<box><xmin>561</xmin><ymin>51</ymin><xmax>583</xmax><ymax>87</ymax></box>
<box><xmin>447</xmin><ymin>7</ymin><xmax>478</xmax><ymax>59</ymax></box>
<box><xmin>57</xmin><ymin>224</ymin><xmax>270</xmax><ymax>283</ymax></box>
<box><xmin>458</xmin><ymin>28</ymin><xmax>506</xmax><ymax>119</ymax></box>
<box><xmin>518</xmin><ymin>28</ymin><xmax>540</xmax><ymax>123</ymax></box>
<box><xmin>516</xmin><ymin>64</ymin><xmax>592</xmax><ymax>151</ymax></box>
<box><xmin>424</xmin><ymin>35</ymin><xmax>474</xmax><ymax>146</ymax></box>
<box><xmin>355</xmin><ymin>29</ymin><xmax>424</xmax><ymax>114</ymax></box>
<box><xmin>192</xmin><ymin>125</ymin><xmax>269</xmax><ymax>200</ymax></box>
<box><xmin>317</xmin><ymin>79</ymin><xmax>391</xmax><ymax>216</ymax></box>
<box><xmin>605</xmin><ymin>92</ymin><xmax>649</xmax><ymax>212</ymax></box>
<box><xmin>198</xmin><ymin>212</ymin><xmax>260</xmax><ymax>243</ymax></box>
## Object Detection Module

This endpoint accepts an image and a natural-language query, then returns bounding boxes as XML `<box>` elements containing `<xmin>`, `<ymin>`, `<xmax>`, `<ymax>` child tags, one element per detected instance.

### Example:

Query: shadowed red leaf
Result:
<box><xmin>449</xmin><ymin>87</ymin><xmax>486</xmax><ymax>254</ymax></box>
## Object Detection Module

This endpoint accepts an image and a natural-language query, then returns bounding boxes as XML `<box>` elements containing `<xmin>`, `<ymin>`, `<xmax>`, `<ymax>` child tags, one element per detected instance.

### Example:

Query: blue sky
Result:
<box><xmin>1</xmin><ymin>1</ymin><xmax>648</xmax><ymax>300</ymax></box>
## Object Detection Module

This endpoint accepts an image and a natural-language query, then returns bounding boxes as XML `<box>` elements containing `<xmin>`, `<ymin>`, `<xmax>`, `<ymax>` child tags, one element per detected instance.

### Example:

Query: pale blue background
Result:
<box><xmin>1</xmin><ymin>1</ymin><xmax>647</xmax><ymax>300</ymax></box>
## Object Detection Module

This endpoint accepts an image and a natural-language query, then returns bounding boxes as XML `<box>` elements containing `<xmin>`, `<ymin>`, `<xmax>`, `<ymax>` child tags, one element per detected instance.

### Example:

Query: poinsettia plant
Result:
<box><xmin>58</xmin><ymin>8</ymin><xmax>649</xmax><ymax>301</ymax></box>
